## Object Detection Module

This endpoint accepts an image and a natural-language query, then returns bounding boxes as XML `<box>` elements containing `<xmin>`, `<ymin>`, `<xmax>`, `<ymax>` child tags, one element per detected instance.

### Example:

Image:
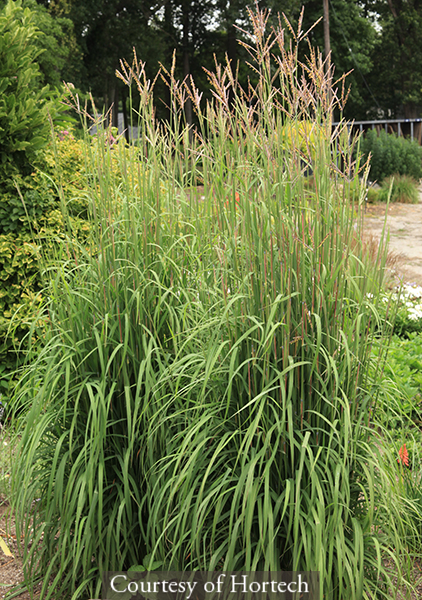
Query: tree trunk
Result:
<box><xmin>182</xmin><ymin>1</ymin><xmax>193</xmax><ymax>127</ymax></box>
<box><xmin>403</xmin><ymin>102</ymin><xmax>420</xmax><ymax>119</ymax></box>
<box><xmin>112</xmin><ymin>83</ymin><xmax>119</xmax><ymax>129</ymax></box>
<box><xmin>163</xmin><ymin>0</ymin><xmax>173</xmax><ymax>122</ymax></box>
<box><xmin>323</xmin><ymin>0</ymin><xmax>330</xmax><ymax>64</ymax></box>
<box><xmin>227</xmin><ymin>23</ymin><xmax>237</xmax><ymax>66</ymax></box>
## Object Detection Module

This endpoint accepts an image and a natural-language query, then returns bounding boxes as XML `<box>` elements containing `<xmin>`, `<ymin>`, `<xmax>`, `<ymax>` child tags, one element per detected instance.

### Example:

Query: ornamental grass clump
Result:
<box><xmin>10</xmin><ymin>6</ymin><xmax>417</xmax><ymax>600</ymax></box>
<box><xmin>377</xmin><ymin>174</ymin><xmax>420</xmax><ymax>204</ymax></box>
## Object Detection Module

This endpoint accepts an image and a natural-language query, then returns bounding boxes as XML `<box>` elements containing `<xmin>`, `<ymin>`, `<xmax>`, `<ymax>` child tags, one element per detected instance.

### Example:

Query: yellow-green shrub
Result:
<box><xmin>0</xmin><ymin>132</ymin><xmax>92</xmax><ymax>396</ymax></box>
<box><xmin>281</xmin><ymin>119</ymin><xmax>329</xmax><ymax>165</ymax></box>
<box><xmin>0</xmin><ymin>224</ymin><xmax>56</xmax><ymax>395</ymax></box>
<box><xmin>0</xmin><ymin>129</ymin><xmax>143</xmax><ymax>396</ymax></box>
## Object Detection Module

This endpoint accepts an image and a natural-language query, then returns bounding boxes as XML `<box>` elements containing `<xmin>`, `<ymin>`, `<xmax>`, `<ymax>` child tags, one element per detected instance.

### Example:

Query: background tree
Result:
<box><xmin>298</xmin><ymin>0</ymin><xmax>422</xmax><ymax>119</ymax></box>
<box><xmin>154</xmin><ymin>0</ymin><xmax>219</xmax><ymax>124</ymax></box>
<box><xmin>0</xmin><ymin>0</ymin><xmax>72</xmax><ymax>394</ymax></box>
<box><xmin>41</xmin><ymin>0</ymin><xmax>166</xmax><ymax>128</ymax></box>
<box><xmin>367</xmin><ymin>0</ymin><xmax>422</xmax><ymax>118</ymax></box>
<box><xmin>299</xmin><ymin>0</ymin><xmax>379</xmax><ymax>120</ymax></box>
<box><xmin>27</xmin><ymin>0</ymin><xmax>422</xmax><ymax>122</ymax></box>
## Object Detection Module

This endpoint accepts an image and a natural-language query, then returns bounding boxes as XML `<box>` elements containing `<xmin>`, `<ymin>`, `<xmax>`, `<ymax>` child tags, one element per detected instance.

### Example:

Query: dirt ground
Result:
<box><xmin>363</xmin><ymin>192</ymin><xmax>422</xmax><ymax>285</ymax></box>
<box><xmin>2</xmin><ymin>194</ymin><xmax>422</xmax><ymax>600</ymax></box>
<box><xmin>0</xmin><ymin>499</ymin><xmax>42</xmax><ymax>600</ymax></box>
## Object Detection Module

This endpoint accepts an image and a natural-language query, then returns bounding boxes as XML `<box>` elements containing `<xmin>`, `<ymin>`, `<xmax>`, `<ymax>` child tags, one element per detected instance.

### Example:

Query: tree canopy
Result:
<box><xmin>10</xmin><ymin>0</ymin><xmax>422</xmax><ymax>121</ymax></box>
<box><xmin>368</xmin><ymin>0</ymin><xmax>422</xmax><ymax>118</ymax></box>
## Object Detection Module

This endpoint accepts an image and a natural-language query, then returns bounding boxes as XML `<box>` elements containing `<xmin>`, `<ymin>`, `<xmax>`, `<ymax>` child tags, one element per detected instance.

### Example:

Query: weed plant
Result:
<box><xmin>9</xmin><ymin>7</ymin><xmax>417</xmax><ymax>600</ymax></box>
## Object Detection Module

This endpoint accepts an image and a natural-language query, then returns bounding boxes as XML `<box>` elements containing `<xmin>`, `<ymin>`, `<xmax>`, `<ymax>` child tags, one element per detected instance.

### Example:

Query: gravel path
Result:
<box><xmin>364</xmin><ymin>192</ymin><xmax>422</xmax><ymax>285</ymax></box>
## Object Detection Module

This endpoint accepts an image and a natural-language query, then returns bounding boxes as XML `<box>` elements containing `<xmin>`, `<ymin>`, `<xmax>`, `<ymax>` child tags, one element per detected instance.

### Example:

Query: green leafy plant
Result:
<box><xmin>0</xmin><ymin>124</ymin><xmax>147</xmax><ymax>398</ymax></box>
<box><xmin>372</xmin><ymin>333</ymin><xmax>422</xmax><ymax>433</ymax></box>
<box><xmin>366</xmin><ymin>185</ymin><xmax>380</xmax><ymax>203</ymax></box>
<box><xmin>0</xmin><ymin>131</ymin><xmax>92</xmax><ymax>397</ymax></box>
<box><xmin>397</xmin><ymin>452</ymin><xmax>422</xmax><ymax>552</ymax></box>
<box><xmin>0</xmin><ymin>231</ymin><xmax>43</xmax><ymax>393</ymax></box>
<box><xmin>0</xmin><ymin>0</ymin><xmax>81</xmax><ymax>396</ymax></box>
<box><xmin>128</xmin><ymin>555</ymin><xmax>164</xmax><ymax>573</ymax></box>
<box><xmin>375</xmin><ymin>284</ymin><xmax>422</xmax><ymax>337</ymax></box>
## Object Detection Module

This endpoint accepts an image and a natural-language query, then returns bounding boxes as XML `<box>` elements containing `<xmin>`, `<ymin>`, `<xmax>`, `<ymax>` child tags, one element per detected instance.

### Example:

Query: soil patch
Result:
<box><xmin>0</xmin><ymin>498</ymin><xmax>42</xmax><ymax>600</ymax></box>
<box><xmin>363</xmin><ymin>194</ymin><xmax>422</xmax><ymax>285</ymax></box>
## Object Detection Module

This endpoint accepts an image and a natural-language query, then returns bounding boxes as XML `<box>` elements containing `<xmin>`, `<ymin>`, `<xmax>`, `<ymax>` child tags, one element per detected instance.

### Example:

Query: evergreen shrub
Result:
<box><xmin>0</xmin><ymin>0</ymin><xmax>52</xmax><ymax>188</ymax></box>
<box><xmin>360</xmin><ymin>129</ymin><xmax>422</xmax><ymax>183</ymax></box>
<box><xmin>0</xmin><ymin>131</ymin><xmax>91</xmax><ymax>396</ymax></box>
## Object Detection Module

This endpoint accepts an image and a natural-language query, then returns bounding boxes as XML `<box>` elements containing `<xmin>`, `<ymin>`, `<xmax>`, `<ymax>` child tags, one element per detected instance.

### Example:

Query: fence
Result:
<box><xmin>113</xmin><ymin>112</ymin><xmax>422</xmax><ymax>145</ymax></box>
<box><xmin>340</xmin><ymin>118</ymin><xmax>422</xmax><ymax>145</ymax></box>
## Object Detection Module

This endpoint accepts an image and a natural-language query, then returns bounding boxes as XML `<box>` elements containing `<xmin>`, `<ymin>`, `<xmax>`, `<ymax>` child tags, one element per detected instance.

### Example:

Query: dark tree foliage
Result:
<box><xmin>29</xmin><ymin>0</ymin><xmax>422</xmax><ymax>121</ymax></box>
<box><xmin>298</xmin><ymin>0</ymin><xmax>378</xmax><ymax>120</ymax></box>
<box><xmin>44</xmin><ymin>0</ymin><xmax>165</xmax><ymax>125</ymax></box>
<box><xmin>367</xmin><ymin>0</ymin><xmax>422</xmax><ymax>118</ymax></box>
<box><xmin>298</xmin><ymin>0</ymin><xmax>422</xmax><ymax>119</ymax></box>
<box><xmin>155</xmin><ymin>0</ymin><xmax>219</xmax><ymax>123</ymax></box>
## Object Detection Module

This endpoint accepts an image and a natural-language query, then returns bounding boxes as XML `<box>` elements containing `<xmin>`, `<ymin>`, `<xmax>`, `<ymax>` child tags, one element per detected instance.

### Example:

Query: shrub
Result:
<box><xmin>0</xmin><ymin>231</ymin><xmax>43</xmax><ymax>394</ymax></box>
<box><xmin>10</xmin><ymin>7</ymin><xmax>416</xmax><ymax>600</ymax></box>
<box><xmin>281</xmin><ymin>120</ymin><xmax>327</xmax><ymax>171</ymax></box>
<box><xmin>0</xmin><ymin>131</ymin><xmax>91</xmax><ymax>397</ymax></box>
<box><xmin>0</xmin><ymin>0</ymin><xmax>78</xmax><ymax>396</ymax></box>
<box><xmin>366</xmin><ymin>185</ymin><xmax>380</xmax><ymax>203</ymax></box>
<box><xmin>370</xmin><ymin>333</ymin><xmax>422</xmax><ymax>553</ymax></box>
<box><xmin>0</xmin><ymin>206</ymin><xmax>91</xmax><ymax>400</ymax></box>
<box><xmin>377</xmin><ymin>174</ymin><xmax>420</xmax><ymax>203</ymax></box>
<box><xmin>372</xmin><ymin>333</ymin><xmax>422</xmax><ymax>432</ymax></box>
<box><xmin>0</xmin><ymin>0</ymin><xmax>72</xmax><ymax>234</ymax></box>
<box><xmin>0</xmin><ymin>0</ymin><xmax>52</xmax><ymax>188</ymax></box>
<box><xmin>360</xmin><ymin>129</ymin><xmax>422</xmax><ymax>183</ymax></box>
<box><xmin>0</xmin><ymin>125</ymin><xmax>146</xmax><ymax>398</ymax></box>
